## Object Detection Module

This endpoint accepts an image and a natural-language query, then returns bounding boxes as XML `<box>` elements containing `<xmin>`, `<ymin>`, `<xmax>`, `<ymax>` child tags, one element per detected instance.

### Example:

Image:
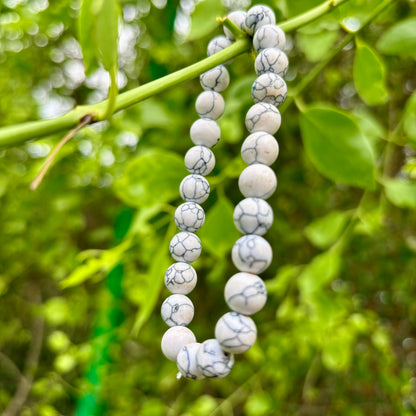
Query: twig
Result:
<box><xmin>30</xmin><ymin>113</ymin><xmax>93</xmax><ymax>191</ymax></box>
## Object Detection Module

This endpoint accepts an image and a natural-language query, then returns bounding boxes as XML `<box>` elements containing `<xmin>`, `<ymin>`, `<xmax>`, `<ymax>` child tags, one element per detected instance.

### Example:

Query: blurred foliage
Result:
<box><xmin>0</xmin><ymin>0</ymin><xmax>416</xmax><ymax>415</ymax></box>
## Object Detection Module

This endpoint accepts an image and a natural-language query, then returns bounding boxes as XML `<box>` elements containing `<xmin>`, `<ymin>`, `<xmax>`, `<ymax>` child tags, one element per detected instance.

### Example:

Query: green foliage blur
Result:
<box><xmin>1</xmin><ymin>0</ymin><xmax>416</xmax><ymax>415</ymax></box>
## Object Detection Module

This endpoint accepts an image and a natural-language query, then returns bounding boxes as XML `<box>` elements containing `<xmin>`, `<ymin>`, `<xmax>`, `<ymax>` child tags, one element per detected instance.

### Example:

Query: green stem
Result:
<box><xmin>103</xmin><ymin>66</ymin><xmax>118</xmax><ymax>120</ymax></box>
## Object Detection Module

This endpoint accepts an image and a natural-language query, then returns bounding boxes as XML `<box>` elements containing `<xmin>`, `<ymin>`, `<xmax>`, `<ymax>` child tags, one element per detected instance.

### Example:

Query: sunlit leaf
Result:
<box><xmin>187</xmin><ymin>0</ymin><xmax>224</xmax><ymax>41</ymax></box>
<box><xmin>383</xmin><ymin>178</ymin><xmax>416</xmax><ymax>209</ymax></box>
<box><xmin>402</xmin><ymin>91</ymin><xmax>416</xmax><ymax>141</ymax></box>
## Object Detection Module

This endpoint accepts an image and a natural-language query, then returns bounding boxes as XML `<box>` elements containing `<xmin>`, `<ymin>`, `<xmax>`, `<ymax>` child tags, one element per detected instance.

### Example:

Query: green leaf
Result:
<box><xmin>115</xmin><ymin>149</ymin><xmax>187</xmax><ymax>207</ymax></box>
<box><xmin>402</xmin><ymin>91</ymin><xmax>416</xmax><ymax>141</ymax></box>
<box><xmin>383</xmin><ymin>178</ymin><xmax>416</xmax><ymax>209</ymax></box>
<box><xmin>297</xmin><ymin>30</ymin><xmax>338</xmax><ymax>62</ymax></box>
<box><xmin>299</xmin><ymin>106</ymin><xmax>376</xmax><ymax>189</ymax></box>
<box><xmin>79</xmin><ymin>0</ymin><xmax>96</xmax><ymax>72</ymax></box>
<box><xmin>304</xmin><ymin>210</ymin><xmax>351</xmax><ymax>249</ymax></box>
<box><xmin>187</xmin><ymin>0</ymin><xmax>223</xmax><ymax>41</ymax></box>
<box><xmin>353</xmin><ymin>38</ymin><xmax>388</xmax><ymax>105</ymax></box>
<box><xmin>377</xmin><ymin>17</ymin><xmax>416</xmax><ymax>60</ymax></box>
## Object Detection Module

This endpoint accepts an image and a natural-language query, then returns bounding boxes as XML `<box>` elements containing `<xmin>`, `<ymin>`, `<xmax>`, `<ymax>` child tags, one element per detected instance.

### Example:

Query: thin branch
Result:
<box><xmin>0</xmin><ymin>352</ymin><xmax>24</xmax><ymax>381</ymax></box>
<box><xmin>30</xmin><ymin>113</ymin><xmax>93</xmax><ymax>191</ymax></box>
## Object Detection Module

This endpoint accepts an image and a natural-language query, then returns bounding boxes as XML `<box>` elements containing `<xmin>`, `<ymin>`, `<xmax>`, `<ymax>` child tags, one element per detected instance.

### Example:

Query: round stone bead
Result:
<box><xmin>232</xmin><ymin>234</ymin><xmax>273</xmax><ymax>274</ymax></box>
<box><xmin>233</xmin><ymin>197</ymin><xmax>273</xmax><ymax>235</ymax></box>
<box><xmin>180</xmin><ymin>174</ymin><xmax>210</xmax><ymax>204</ymax></box>
<box><xmin>200</xmin><ymin>65</ymin><xmax>230</xmax><ymax>92</ymax></box>
<box><xmin>161</xmin><ymin>294</ymin><xmax>194</xmax><ymax>327</ymax></box>
<box><xmin>161</xmin><ymin>326</ymin><xmax>196</xmax><ymax>361</ymax></box>
<box><xmin>245</xmin><ymin>102</ymin><xmax>281</xmax><ymax>134</ymax></box>
<box><xmin>224</xmin><ymin>272</ymin><xmax>267</xmax><ymax>315</ymax></box>
<box><xmin>184</xmin><ymin>146</ymin><xmax>215</xmax><ymax>176</ymax></box>
<box><xmin>177</xmin><ymin>342</ymin><xmax>205</xmax><ymax>380</ymax></box>
<box><xmin>255</xmin><ymin>48</ymin><xmax>289</xmax><ymax>77</ymax></box>
<box><xmin>241</xmin><ymin>132</ymin><xmax>279</xmax><ymax>166</ymax></box>
<box><xmin>245</xmin><ymin>5</ymin><xmax>276</xmax><ymax>35</ymax></box>
<box><xmin>223</xmin><ymin>10</ymin><xmax>247</xmax><ymax>40</ymax></box>
<box><xmin>169</xmin><ymin>231</ymin><xmax>202</xmax><ymax>263</ymax></box>
<box><xmin>195</xmin><ymin>91</ymin><xmax>225</xmax><ymax>120</ymax></box>
<box><xmin>196</xmin><ymin>339</ymin><xmax>234</xmax><ymax>378</ymax></box>
<box><xmin>190</xmin><ymin>118</ymin><xmax>220</xmax><ymax>148</ymax></box>
<box><xmin>175</xmin><ymin>202</ymin><xmax>205</xmax><ymax>232</ymax></box>
<box><xmin>215</xmin><ymin>312</ymin><xmax>257</xmax><ymax>354</ymax></box>
<box><xmin>252</xmin><ymin>73</ymin><xmax>287</xmax><ymax>107</ymax></box>
<box><xmin>207</xmin><ymin>35</ymin><xmax>233</xmax><ymax>56</ymax></box>
<box><xmin>253</xmin><ymin>24</ymin><xmax>286</xmax><ymax>52</ymax></box>
<box><xmin>238</xmin><ymin>164</ymin><xmax>277</xmax><ymax>199</ymax></box>
<box><xmin>164</xmin><ymin>262</ymin><xmax>197</xmax><ymax>294</ymax></box>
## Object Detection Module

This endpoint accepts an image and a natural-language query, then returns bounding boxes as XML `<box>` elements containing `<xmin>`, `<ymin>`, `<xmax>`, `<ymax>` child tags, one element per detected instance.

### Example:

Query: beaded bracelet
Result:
<box><xmin>160</xmin><ymin>4</ymin><xmax>288</xmax><ymax>380</ymax></box>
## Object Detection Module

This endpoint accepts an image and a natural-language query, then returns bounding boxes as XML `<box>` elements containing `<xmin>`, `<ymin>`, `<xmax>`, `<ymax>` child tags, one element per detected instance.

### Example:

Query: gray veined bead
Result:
<box><xmin>215</xmin><ymin>312</ymin><xmax>257</xmax><ymax>354</ymax></box>
<box><xmin>169</xmin><ymin>231</ymin><xmax>202</xmax><ymax>263</ymax></box>
<box><xmin>190</xmin><ymin>118</ymin><xmax>221</xmax><ymax>148</ymax></box>
<box><xmin>176</xmin><ymin>342</ymin><xmax>205</xmax><ymax>380</ymax></box>
<box><xmin>196</xmin><ymin>339</ymin><xmax>234</xmax><ymax>378</ymax></box>
<box><xmin>253</xmin><ymin>24</ymin><xmax>286</xmax><ymax>52</ymax></box>
<box><xmin>195</xmin><ymin>91</ymin><xmax>225</xmax><ymax>120</ymax></box>
<box><xmin>207</xmin><ymin>35</ymin><xmax>233</xmax><ymax>56</ymax></box>
<box><xmin>200</xmin><ymin>65</ymin><xmax>230</xmax><ymax>92</ymax></box>
<box><xmin>245</xmin><ymin>102</ymin><xmax>281</xmax><ymax>134</ymax></box>
<box><xmin>255</xmin><ymin>48</ymin><xmax>289</xmax><ymax>77</ymax></box>
<box><xmin>180</xmin><ymin>174</ymin><xmax>210</xmax><ymax>204</ymax></box>
<box><xmin>245</xmin><ymin>5</ymin><xmax>276</xmax><ymax>35</ymax></box>
<box><xmin>161</xmin><ymin>294</ymin><xmax>194</xmax><ymax>327</ymax></box>
<box><xmin>233</xmin><ymin>197</ymin><xmax>273</xmax><ymax>235</ymax></box>
<box><xmin>223</xmin><ymin>10</ymin><xmax>247</xmax><ymax>40</ymax></box>
<box><xmin>164</xmin><ymin>262</ymin><xmax>197</xmax><ymax>295</ymax></box>
<box><xmin>184</xmin><ymin>146</ymin><xmax>216</xmax><ymax>176</ymax></box>
<box><xmin>161</xmin><ymin>326</ymin><xmax>196</xmax><ymax>361</ymax></box>
<box><xmin>174</xmin><ymin>202</ymin><xmax>205</xmax><ymax>232</ymax></box>
<box><xmin>232</xmin><ymin>234</ymin><xmax>273</xmax><ymax>274</ymax></box>
<box><xmin>241</xmin><ymin>131</ymin><xmax>279</xmax><ymax>166</ymax></box>
<box><xmin>224</xmin><ymin>272</ymin><xmax>267</xmax><ymax>315</ymax></box>
<box><xmin>238</xmin><ymin>164</ymin><xmax>277</xmax><ymax>199</ymax></box>
<box><xmin>252</xmin><ymin>72</ymin><xmax>287</xmax><ymax>107</ymax></box>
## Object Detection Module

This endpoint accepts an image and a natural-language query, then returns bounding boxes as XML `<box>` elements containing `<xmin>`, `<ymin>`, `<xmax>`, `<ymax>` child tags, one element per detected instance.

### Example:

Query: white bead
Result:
<box><xmin>224</xmin><ymin>272</ymin><xmax>267</xmax><ymax>315</ymax></box>
<box><xmin>169</xmin><ymin>231</ymin><xmax>202</xmax><ymax>263</ymax></box>
<box><xmin>185</xmin><ymin>146</ymin><xmax>216</xmax><ymax>176</ymax></box>
<box><xmin>232</xmin><ymin>234</ymin><xmax>272</xmax><ymax>273</ymax></box>
<box><xmin>180</xmin><ymin>174</ymin><xmax>210</xmax><ymax>204</ymax></box>
<box><xmin>245</xmin><ymin>5</ymin><xmax>276</xmax><ymax>35</ymax></box>
<box><xmin>252</xmin><ymin>72</ymin><xmax>287</xmax><ymax>107</ymax></box>
<box><xmin>215</xmin><ymin>312</ymin><xmax>257</xmax><ymax>354</ymax></box>
<box><xmin>223</xmin><ymin>10</ymin><xmax>247</xmax><ymax>40</ymax></box>
<box><xmin>175</xmin><ymin>202</ymin><xmax>205</xmax><ymax>232</ymax></box>
<box><xmin>253</xmin><ymin>24</ymin><xmax>286</xmax><ymax>52</ymax></box>
<box><xmin>241</xmin><ymin>132</ymin><xmax>279</xmax><ymax>165</ymax></box>
<box><xmin>245</xmin><ymin>102</ymin><xmax>281</xmax><ymax>134</ymax></box>
<box><xmin>161</xmin><ymin>326</ymin><xmax>196</xmax><ymax>361</ymax></box>
<box><xmin>195</xmin><ymin>91</ymin><xmax>225</xmax><ymax>120</ymax></box>
<box><xmin>233</xmin><ymin>197</ymin><xmax>273</xmax><ymax>235</ymax></box>
<box><xmin>207</xmin><ymin>35</ymin><xmax>233</xmax><ymax>56</ymax></box>
<box><xmin>165</xmin><ymin>262</ymin><xmax>197</xmax><ymax>294</ymax></box>
<box><xmin>196</xmin><ymin>339</ymin><xmax>234</xmax><ymax>378</ymax></box>
<box><xmin>255</xmin><ymin>48</ymin><xmax>289</xmax><ymax>77</ymax></box>
<box><xmin>161</xmin><ymin>294</ymin><xmax>194</xmax><ymax>327</ymax></box>
<box><xmin>190</xmin><ymin>118</ymin><xmax>220</xmax><ymax>148</ymax></box>
<box><xmin>177</xmin><ymin>342</ymin><xmax>205</xmax><ymax>380</ymax></box>
<box><xmin>238</xmin><ymin>164</ymin><xmax>277</xmax><ymax>199</ymax></box>
<box><xmin>200</xmin><ymin>65</ymin><xmax>230</xmax><ymax>92</ymax></box>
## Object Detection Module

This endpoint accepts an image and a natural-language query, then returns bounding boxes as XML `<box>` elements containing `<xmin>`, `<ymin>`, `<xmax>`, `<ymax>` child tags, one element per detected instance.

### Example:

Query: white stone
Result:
<box><xmin>224</xmin><ymin>272</ymin><xmax>267</xmax><ymax>315</ymax></box>
<box><xmin>161</xmin><ymin>294</ymin><xmax>194</xmax><ymax>327</ymax></box>
<box><xmin>253</xmin><ymin>24</ymin><xmax>286</xmax><ymax>52</ymax></box>
<box><xmin>207</xmin><ymin>35</ymin><xmax>233</xmax><ymax>56</ymax></box>
<box><xmin>175</xmin><ymin>202</ymin><xmax>205</xmax><ymax>232</ymax></box>
<box><xmin>195</xmin><ymin>91</ymin><xmax>225</xmax><ymax>120</ymax></box>
<box><xmin>161</xmin><ymin>326</ymin><xmax>197</xmax><ymax>361</ymax></box>
<box><xmin>164</xmin><ymin>262</ymin><xmax>197</xmax><ymax>294</ymax></box>
<box><xmin>245</xmin><ymin>5</ymin><xmax>276</xmax><ymax>35</ymax></box>
<box><xmin>241</xmin><ymin>131</ymin><xmax>279</xmax><ymax>165</ymax></box>
<box><xmin>238</xmin><ymin>164</ymin><xmax>277</xmax><ymax>199</ymax></box>
<box><xmin>185</xmin><ymin>146</ymin><xmax>216</xmax><ymax>176</ymax></box>
<box><xmin>233</xmin><ymin>197</ymin><xmax>273</xmax><ymax>235</ymax></box>
<box><xmin>169</xmin><ymin>231</ymin><xmax>202</xmax><ymax>263</ymax></box>
<box><xmin>255</xmin><ymin>48</ymin><xmax>288</xmax><ymax>77</ymax></box>
<box><xmin>190</xmin><ymin>118</ymin><xmax>220</xmax><ymax>148</ymax></box>
<box><xmin>223</xmin><ymin>10</ymin><xmax>247</xmax><ymax>40</ymax></box>
<box><xmin>215</xmin><ymin>312</ymin><xmax>257</xmax><ymax>354</ymax></box>
<box><xmin>245</xmin><ymin>102</ymin><xmax>281</xmax><ymax>134</ymax></box>
<box><xmin>196</xmin><ymin>339</ymin><xmax>234</xmax><ymax>378</ymax></box>
<box><xmin>232</xmin><ymin>234</ymin><xmax>273</xmax><ymax>274</ymax></box>
<box><xmin>180</xmin><ymin>174</ymin><xmax>210</xmax><ymax>204</ymax></box>
<box><xmin>200</xmin><ymin>65</ymin><xmax>230</xmax><ymax>92</ymax></box>
<box><xmin>252</xmin><ymin>72</ymin><xmax>287</xmax><ymax>107</ymax></box>
<box><xmin>176</xmin><ymin>342</ymin><xmax>205</xmax><ymax>380</ymax></box>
